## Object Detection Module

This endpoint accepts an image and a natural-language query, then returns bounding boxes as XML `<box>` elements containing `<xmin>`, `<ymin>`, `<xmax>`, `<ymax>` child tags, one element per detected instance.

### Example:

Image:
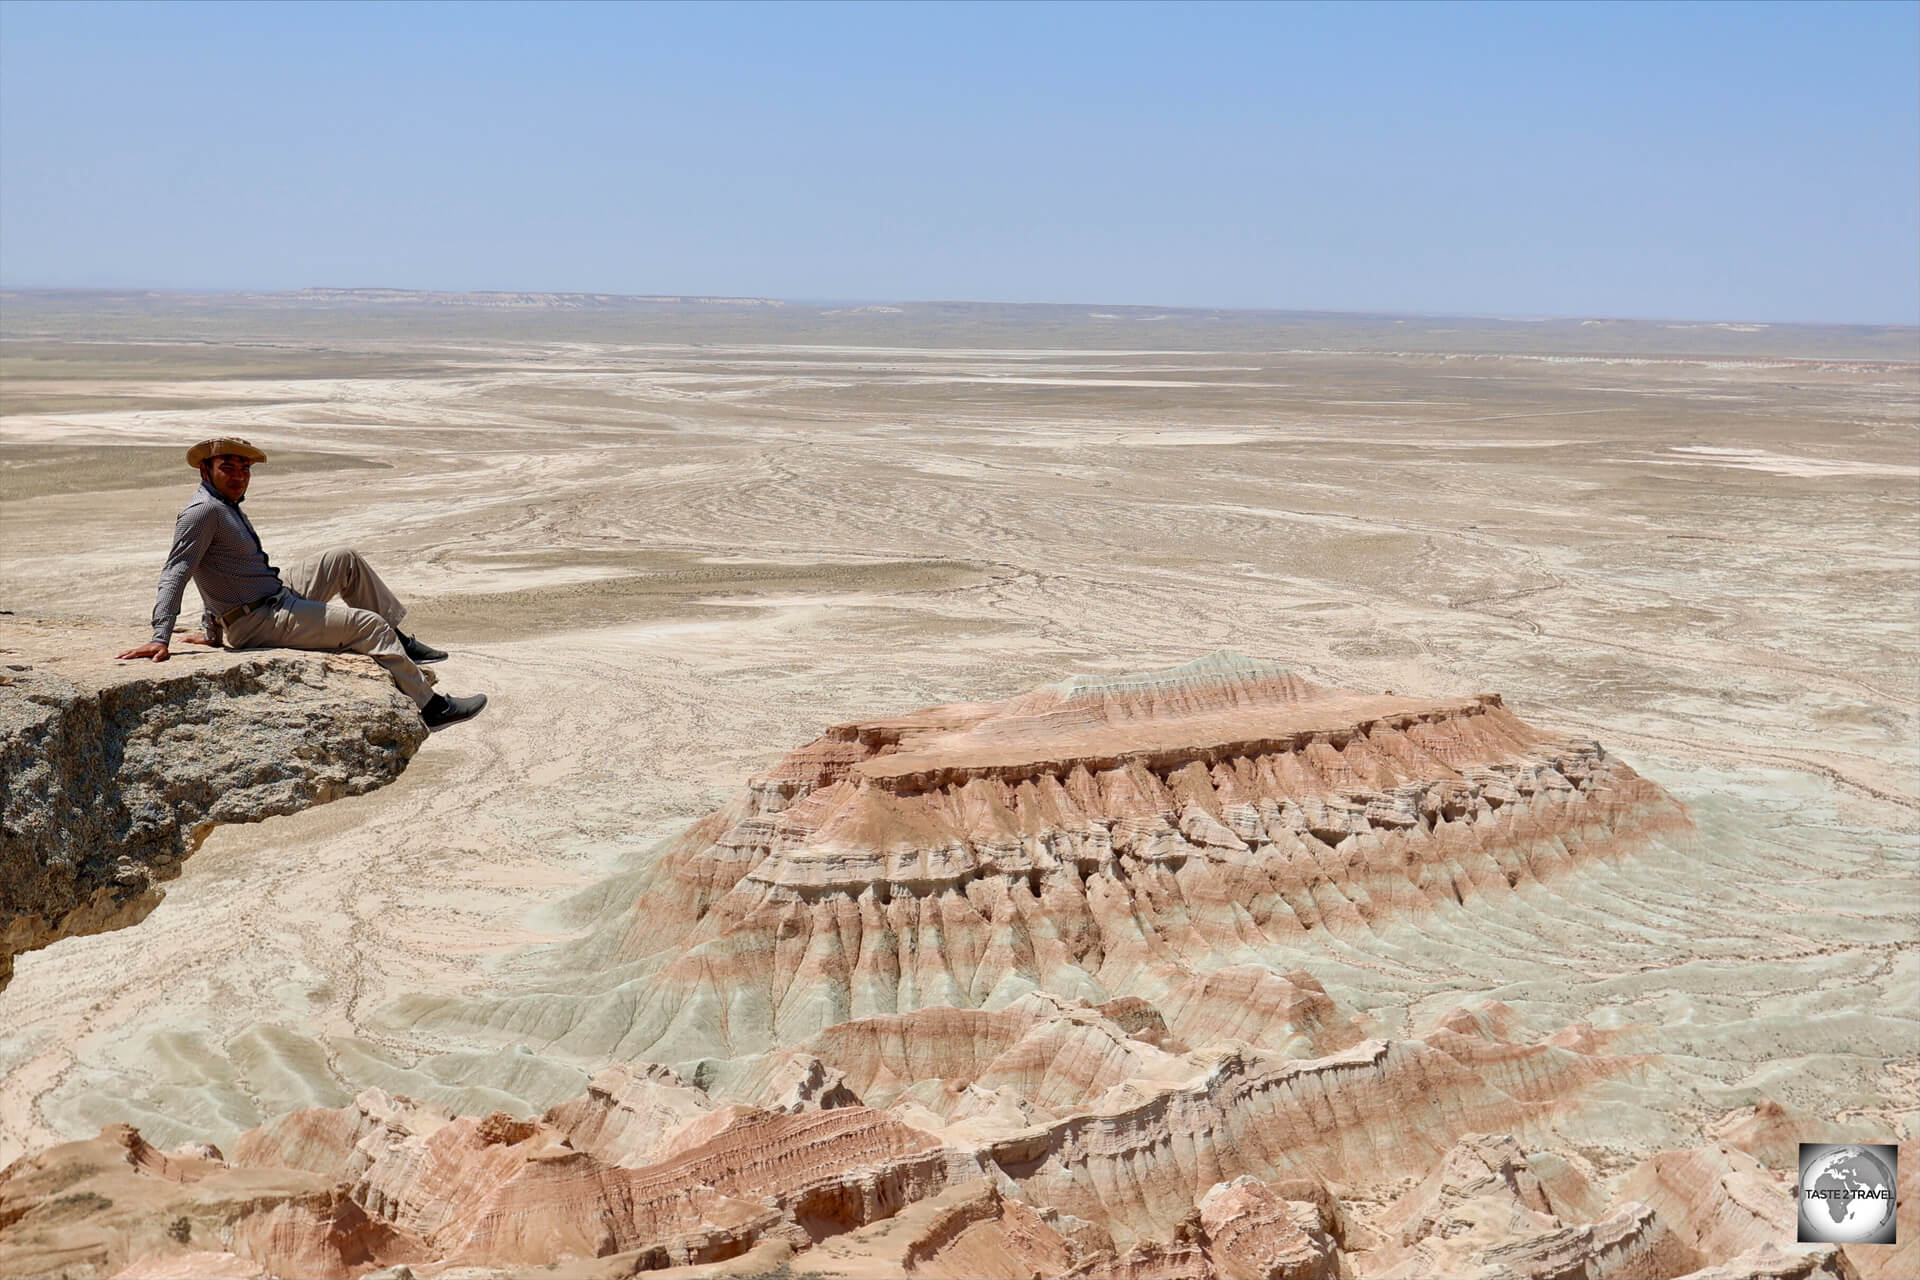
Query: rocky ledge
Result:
<box><xmin>0</xmin><ymin>619</ymin><xmax>427</xmax><ymax>988</ymax></box>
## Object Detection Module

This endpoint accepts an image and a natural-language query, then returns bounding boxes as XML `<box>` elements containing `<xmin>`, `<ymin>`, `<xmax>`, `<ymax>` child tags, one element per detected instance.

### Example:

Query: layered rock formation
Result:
<box><xmin>0</xmin><ymin>621</ymin><xmax>426</xmax><ymax>987</ymax></box>
<box><xmin>439</xmin><ymin>652</ymin><xmax>1685</xmax><ymax>1065</ymax></box>
<box><xmin>9</xmin><ymin>654</ymin><xmax>1897</xmax><ymax>1278</ymax></box>
<box><xmin>1</xmin><ymin>1086</ymin><xmax>1882</xmax><ymax>1280</ymax></box>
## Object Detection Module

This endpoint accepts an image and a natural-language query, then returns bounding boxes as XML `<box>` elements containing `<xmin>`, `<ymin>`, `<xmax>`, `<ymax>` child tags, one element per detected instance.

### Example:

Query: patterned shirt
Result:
<box><xmin>150</xmin><ymin>481</ymin><xmax>283</xmax><ymax>643</ymax></box>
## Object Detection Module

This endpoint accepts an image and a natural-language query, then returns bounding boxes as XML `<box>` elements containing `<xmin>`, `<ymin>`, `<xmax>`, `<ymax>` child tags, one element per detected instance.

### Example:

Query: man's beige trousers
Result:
<box><xmin>225</xmin><ymin>547</ymin><xmax>433</xmax><ymax>707</ymax></box>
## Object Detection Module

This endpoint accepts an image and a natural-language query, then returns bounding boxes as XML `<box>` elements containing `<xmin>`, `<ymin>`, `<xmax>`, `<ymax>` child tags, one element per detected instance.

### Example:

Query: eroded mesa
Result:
<box><xmin>1</xmin><ymin>656</ymin><xmax>1902</xmax><ymax>1279</ymax></box>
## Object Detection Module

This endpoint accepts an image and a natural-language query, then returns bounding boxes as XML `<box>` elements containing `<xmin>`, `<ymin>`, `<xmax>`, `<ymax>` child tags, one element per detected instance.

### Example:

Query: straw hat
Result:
<box><xmin>186</xmin><ymin>437</ymin><xmax>268</xmax><ymax>467</ymax></box>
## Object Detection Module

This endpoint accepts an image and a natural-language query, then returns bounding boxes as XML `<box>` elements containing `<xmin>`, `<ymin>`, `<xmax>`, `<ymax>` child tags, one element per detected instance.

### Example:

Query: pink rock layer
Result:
<box><xmin>567</xmin><ymin>654</ymin><xmax>1690</xmax><ymax>1061</ymax></box>
<box><xmin>4</xmin><ymin>1093</ymin><xmax>1897</xmax><ymax>1279</ymax></box>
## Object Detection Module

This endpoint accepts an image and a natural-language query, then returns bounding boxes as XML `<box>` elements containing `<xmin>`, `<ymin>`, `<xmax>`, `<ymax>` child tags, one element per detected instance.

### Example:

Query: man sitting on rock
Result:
<box><xmin>115</xmin><ymin>436</ymin><xmax>487</xmax><ymax>731</ymax></box>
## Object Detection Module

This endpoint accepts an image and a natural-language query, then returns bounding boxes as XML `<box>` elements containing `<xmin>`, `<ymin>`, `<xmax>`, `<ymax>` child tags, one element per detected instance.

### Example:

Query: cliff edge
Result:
<box><xmin>0</xmin><ymin>619</ymin><xmax>427</xmax><ymax>988</ymax></box>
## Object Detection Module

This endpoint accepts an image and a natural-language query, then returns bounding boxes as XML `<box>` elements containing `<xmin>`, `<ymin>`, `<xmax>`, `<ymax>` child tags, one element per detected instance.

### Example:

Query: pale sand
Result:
<box><xmin>1</xmin><ymin>307</ymin><xmax>1915</xmax><ymax>1185</ymax></box>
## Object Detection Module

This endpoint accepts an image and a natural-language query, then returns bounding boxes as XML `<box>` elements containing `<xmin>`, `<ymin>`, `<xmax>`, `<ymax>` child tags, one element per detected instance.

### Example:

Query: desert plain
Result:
<box><xmin>1</xmin><ymin>292</ymin><xmax>1916</xmax><ymax>1279</ymax></box>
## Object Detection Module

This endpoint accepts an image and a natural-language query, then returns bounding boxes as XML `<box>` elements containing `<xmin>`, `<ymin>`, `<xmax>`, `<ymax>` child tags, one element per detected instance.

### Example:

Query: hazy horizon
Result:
<box><xmin>3</xmin><ymin>2</ymin><xmax>1916</xmax><ymax>327</ymax></box>
<box><xmin>4</xmin><ymin>284</ymin><xmax>1917</xmax><ymax>336</ymax></box>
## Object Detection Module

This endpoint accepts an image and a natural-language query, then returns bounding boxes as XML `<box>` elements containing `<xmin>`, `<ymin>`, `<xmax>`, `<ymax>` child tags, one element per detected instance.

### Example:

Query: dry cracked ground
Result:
<box><xmin>1</xmin><ymin>295</ymin><xmax>1916</xmax><ymax>1279</ymax></box>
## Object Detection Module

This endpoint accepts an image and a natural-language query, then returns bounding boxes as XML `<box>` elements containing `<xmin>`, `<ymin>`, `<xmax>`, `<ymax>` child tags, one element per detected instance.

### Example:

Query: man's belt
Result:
<box><xmin>219</xmin><ymin>589</ymin><xmax>286</xmax><ymax>628</ymax></box>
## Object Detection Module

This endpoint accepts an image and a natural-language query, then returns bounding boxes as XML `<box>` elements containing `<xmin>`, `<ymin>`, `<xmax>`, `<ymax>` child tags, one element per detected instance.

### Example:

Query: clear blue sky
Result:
<box><xmin>2</xmin><ymin>0</ymin><xmax>1915</xmax><ymax>324</ymax></box>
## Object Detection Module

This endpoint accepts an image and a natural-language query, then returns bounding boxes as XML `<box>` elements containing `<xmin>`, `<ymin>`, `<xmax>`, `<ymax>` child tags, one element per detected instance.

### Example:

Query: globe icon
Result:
<box><xmin>1798</xmin><ymin>1145</ymin><xmax>1897</xmax><ymax>1243</ymax></box>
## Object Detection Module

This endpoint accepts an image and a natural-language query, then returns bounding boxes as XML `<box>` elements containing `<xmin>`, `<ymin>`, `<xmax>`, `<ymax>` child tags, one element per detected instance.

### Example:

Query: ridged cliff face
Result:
<box><xmin>0</xmin><ymin>1074</ymin><xmax>1876</xmax><ymax>1280</ymax></box>
<box><xmin>547</xmin><ymin>654</ymin><xmax>1688</xmax><ymax>1062</ymax></box>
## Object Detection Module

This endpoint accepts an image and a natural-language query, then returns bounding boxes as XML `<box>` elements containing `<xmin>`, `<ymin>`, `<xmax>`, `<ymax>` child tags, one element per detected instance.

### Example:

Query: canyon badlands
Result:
<box><xmin>0</xmin><ymin>295</ymin><xmax>1915</xmax><ymax>1278</ymax></box>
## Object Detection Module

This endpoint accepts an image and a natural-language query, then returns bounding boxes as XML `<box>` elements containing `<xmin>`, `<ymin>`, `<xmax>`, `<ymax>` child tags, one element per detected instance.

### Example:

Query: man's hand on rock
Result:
<box><xmin>116</xmin><ymin>641</ymin><xmax>170</xmax><ymax>662</ymax></box>
<box><xmin>178</xmin><ymin>631</ymin><xmax>211</xmax><ymax>646</ymax></box>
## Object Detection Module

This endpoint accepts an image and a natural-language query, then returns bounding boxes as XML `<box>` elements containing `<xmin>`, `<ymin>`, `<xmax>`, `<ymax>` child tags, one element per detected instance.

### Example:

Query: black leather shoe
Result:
<box><xmin>421</xmin><ymin>692</ymin><xmax>486</xmax><ymax>730</ymax></box>
<box><xmin>401</xmin><ymin>631</ymin><xmax>448</xmax><ymax>664</ymax></box>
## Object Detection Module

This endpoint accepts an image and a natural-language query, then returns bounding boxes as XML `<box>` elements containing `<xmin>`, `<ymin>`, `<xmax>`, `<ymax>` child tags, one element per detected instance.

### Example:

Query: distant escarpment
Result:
<box><xmin>437</xmin><ymin>653</ymin><xmax>1688</xmax><ymax>1064</ymax></box>
<box><xmin>0</xmin><ymin>625</ymin><xmax>425</xmax><ymax>987</ymax></box>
